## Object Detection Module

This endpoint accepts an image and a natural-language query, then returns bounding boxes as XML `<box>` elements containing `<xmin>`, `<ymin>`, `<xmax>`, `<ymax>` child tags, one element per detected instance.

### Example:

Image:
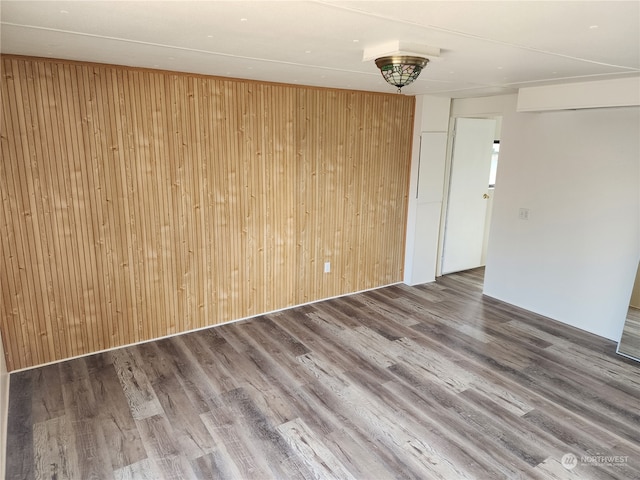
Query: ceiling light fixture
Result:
<box><xmin>375</xmin><ymin>55</ymin><xmax>429</xmax><ymax>93</ymax></box>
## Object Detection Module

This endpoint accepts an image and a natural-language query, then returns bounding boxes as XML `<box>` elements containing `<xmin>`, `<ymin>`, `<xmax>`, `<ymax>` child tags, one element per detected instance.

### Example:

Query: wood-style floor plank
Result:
<box><xmin>6</xmin><ymin>268</ymin><xmax>640</xmax><ymax>479</ymax></box>
<box><xmin>84</xmin><ymin>354</ymin><xmax>147</xmax><ymax>470</ymax></box>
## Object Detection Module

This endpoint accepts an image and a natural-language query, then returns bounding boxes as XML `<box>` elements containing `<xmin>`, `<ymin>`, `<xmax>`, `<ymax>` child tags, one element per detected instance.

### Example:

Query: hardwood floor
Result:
<box><xmin>6</xmin><ymin>268</ymin><xmax>640</xmax><ymax>479</ymax></box>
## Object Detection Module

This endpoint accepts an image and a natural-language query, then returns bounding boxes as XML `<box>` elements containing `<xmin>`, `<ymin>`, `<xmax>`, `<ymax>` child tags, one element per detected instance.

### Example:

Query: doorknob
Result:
<box><xmin>483</xmin><ymin>193</ymin><xmax>490</xmax><ymax>199</ymax></box>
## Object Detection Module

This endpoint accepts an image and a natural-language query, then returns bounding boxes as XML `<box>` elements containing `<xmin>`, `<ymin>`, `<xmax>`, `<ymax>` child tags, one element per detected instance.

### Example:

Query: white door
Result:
<box><xmin>441</xmin><ymin>118</ymin><xmax>496</xmax><ymax>274</ymax></box>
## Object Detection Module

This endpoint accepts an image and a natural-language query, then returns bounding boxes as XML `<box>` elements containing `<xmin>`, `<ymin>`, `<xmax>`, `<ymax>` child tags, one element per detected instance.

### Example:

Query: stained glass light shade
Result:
<box><xmin>375</xmin><ymin>56</ymin><xmax>429</xmax><ymax>93</ymax></box>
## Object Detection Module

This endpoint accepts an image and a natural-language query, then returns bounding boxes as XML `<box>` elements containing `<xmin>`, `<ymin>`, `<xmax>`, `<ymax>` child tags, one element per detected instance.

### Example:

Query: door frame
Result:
<box><xmin>436</xmin><ymin>115</ymin><xmax>502</xmax><ymax>278</ymax></box>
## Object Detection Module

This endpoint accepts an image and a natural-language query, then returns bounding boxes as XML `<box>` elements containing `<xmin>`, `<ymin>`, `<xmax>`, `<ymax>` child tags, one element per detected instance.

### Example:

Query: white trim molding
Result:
<box><xmin>517</xmin><ymin>76</ymin><xmax>640</xmax><ymax>112</ymax></box>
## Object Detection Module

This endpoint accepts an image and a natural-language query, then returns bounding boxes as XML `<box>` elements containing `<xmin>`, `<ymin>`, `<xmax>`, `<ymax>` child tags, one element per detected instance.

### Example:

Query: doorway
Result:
<box><xmin>439</xmin><ymin>117</ymin><xmax>501</xmax><ymax>276</ymax></box>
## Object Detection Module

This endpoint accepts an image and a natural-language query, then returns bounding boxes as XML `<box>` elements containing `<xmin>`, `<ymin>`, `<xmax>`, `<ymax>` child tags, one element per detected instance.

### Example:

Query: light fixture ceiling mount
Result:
<box><xmin>375</xmin><ymin>55</ymin><xmax>429</xmax><ymax>94</ymax></box>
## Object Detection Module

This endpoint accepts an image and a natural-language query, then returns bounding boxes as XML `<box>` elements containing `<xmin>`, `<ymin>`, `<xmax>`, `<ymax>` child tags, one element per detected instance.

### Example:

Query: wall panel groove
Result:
<box><xmin>0</xmin><ymin>56</ymin><xmax>415</xmax><ymax>371</ymax></box>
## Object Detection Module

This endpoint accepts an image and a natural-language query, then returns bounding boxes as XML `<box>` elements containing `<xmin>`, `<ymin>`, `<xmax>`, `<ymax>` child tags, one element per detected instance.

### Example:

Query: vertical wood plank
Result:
<box><xmin>0</xmin><ymin>55</ymin><xmax>414</xmax><ymax>371</ymax></box>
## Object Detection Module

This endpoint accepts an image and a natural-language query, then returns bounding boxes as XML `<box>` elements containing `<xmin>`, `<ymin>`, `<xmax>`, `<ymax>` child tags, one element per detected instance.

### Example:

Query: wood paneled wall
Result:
<box><xmin>0</xmin><ymin>55</ymin><xmax>414</xmax><ymax>371</ymax></box>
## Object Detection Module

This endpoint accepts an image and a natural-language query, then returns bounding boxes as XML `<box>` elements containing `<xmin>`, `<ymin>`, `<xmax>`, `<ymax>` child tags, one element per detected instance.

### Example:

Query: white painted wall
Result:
<box><xmin>484</xmin><ymin>106</ymin><xmax>640</xmax><ymax>341</ymax></box>
<box><xmin>450</xmin><ymin>94</ymin><xmax>517</xmax><ymax>119</ymax></box>
<box><xmin>404</xmin><ymin>95</ymin><xmax>451</xmax><ymax>285</ymax></box>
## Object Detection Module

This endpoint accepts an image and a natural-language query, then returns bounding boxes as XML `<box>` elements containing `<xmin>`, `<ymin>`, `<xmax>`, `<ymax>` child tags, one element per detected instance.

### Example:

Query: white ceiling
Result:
<box><xmin>1</xmin><ymin>1</ymin><xmax>639</xmax><ymax>98</ymax></box>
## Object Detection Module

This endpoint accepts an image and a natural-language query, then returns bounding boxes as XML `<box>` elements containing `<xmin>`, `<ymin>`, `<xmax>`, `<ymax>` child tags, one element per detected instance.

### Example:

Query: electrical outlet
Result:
<box><xmin>324</xmin><ymin>262</ymin><xmax>331</xmax><ymax>273</ymax></box>
<box><xmin>519</xmin><ymin>208</ymin><xmax>530</xmax><ymax>220</ymax></box>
